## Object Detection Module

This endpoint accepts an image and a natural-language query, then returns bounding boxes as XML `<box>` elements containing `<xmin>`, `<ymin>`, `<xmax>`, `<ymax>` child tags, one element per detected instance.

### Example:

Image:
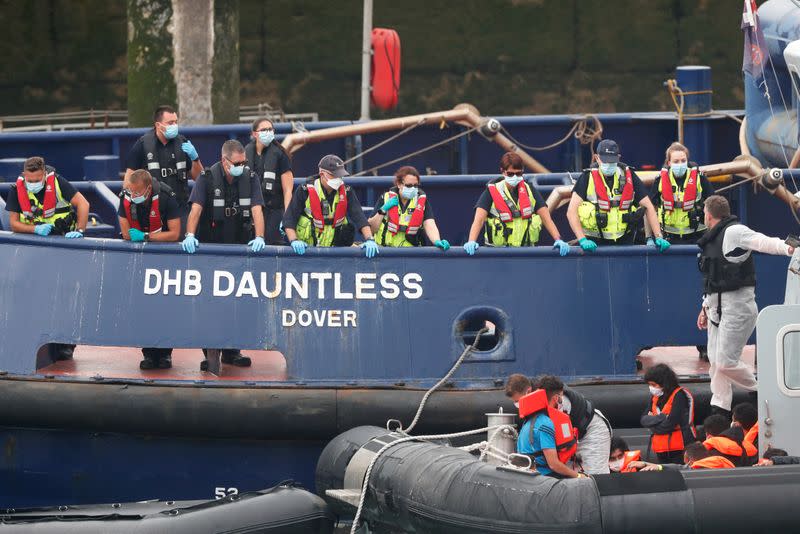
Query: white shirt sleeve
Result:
<box><xmin>722</xmin><ymin>224</ymin><xmax>791</xmax><ymax>260</ymax></box>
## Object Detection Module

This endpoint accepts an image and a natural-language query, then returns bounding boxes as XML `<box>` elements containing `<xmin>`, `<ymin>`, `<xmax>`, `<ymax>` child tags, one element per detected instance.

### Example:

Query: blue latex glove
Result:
<box><xmin>654</xmin><ymin>237</ymin><xmax>671</xmax><ymax>253</ymax></box>
<box><xmin>291</xmin><ymin>240</ymin><xmax>307</xmax><ymax>255</ymax></box>
<box><xmin>279</xmin><ymin>221</ymin><xmax>285</xmax><ymax>237</ymax></box>
<box><xmin>129</xmin><ymin>228</ymin><xmax>146</xmax><ymax>242</ymax></box>
<box><xmin>33</xmin><ymin>224</ymin><xmax>53</xmax><ymax>236</ymax></box>
<box><xmin>463</xmin><ymin>240</ymin><xmax>479</xmax><ymax>255</ymax></box>
<box><xmin>181</xmin><ymin>233</ymin><xmax>199</xmax><ymax>254</ymax></box>
<box><xmin>381</xmin><ymin>195</ymin><xmax>399</xmax><ymax>213</ymax></box>
<box><xmin>646</xmin><ymin>237</ymin><xmax>656</xmax><ymax>248</ymax></box>
<box><xmin>553</xmin><ymin>239</ymin><xmax>570</xmax><ymax>257</ymax></box>
<box><xmin>361</xmin><ymin>239</ymin><xmax>379</xmax><ymax>258</ymax></box>
<box><xmin>181</xmin><ymin>141</ymin><xmax>199</xmax><ymax>161</ymax></box>
<box><xmin>65</xmin><ymin>230</ymin><xmax>83</xmax><ymax>239</ymax></box>
<box><xmin>248</xmin><ymin>236</ymin><xmax>265</xmax><ymax>253</ymax></box>
<box><xmin>578</xmin><ymin>237</ymin><xmax>597</xmax><ymax>252</ymax></box>
<box><xmin>434</xmin><ymin>239</ymin><xmax>450</xmax><ymax>251</ymax></box>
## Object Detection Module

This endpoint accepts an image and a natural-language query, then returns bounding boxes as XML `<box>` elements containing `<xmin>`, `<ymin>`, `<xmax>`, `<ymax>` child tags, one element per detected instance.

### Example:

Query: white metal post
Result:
<box><xmin>359</xmin><ymin>0</ymin><xmax>373</xmax><ymax>121</ymax></box>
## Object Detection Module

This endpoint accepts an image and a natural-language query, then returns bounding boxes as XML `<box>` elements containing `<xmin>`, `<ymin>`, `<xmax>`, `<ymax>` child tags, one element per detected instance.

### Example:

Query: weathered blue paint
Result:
<box><xmin>0</xmin><ymin>233</ymin><xmax>789</xmax><ymax>385</ymax></box>
<box><xmin>676</xmin><ymin>65</ymin><xmax>712</xmax><ymax>165</ymax></box>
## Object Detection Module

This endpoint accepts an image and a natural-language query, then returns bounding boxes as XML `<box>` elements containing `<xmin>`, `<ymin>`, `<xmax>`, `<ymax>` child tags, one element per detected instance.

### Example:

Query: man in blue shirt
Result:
<box><xmin>516</xmin><ymin>375</ymin><xmax>585</xmax><ymax>478</ymax></box>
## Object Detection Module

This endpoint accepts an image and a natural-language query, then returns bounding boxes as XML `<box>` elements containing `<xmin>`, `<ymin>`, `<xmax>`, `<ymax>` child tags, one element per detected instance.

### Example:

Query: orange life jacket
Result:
<box><xmin>650</xmin><ymin>387</ymin><xmax>696</xmax><ymax>454</ymax></box>
<box><xmin>690</xmin><ymin>456</ymin><xmax>736</xmax><ymax>469</ymax></box>
<box><xmin>487</xmin><ymin>180</ymin><xmax>533</xmax><ymax>222</ymax></box>
<box><xmin>307</xmin><ymin>183</ymin><xmax>348</xmax><ymax>232</ymax></box>
<box><xmin>659</xmin><ymin>167</ymin><xmax>698</xmax><ymax>211</ymax></box>
<box><xmin>744</xmin><ymin>423</ymin><xmax>758</xmax><ymax>448</ymax></box>
<box><xmin>704</xmin><ymin>436</ymin><xmax>758</xmax><ymax>466</ymax></box>
<box><xmin>621</xmin><ymin>450</ymin><xmax>642</xmax><ymax>472</ymax></box>
<box><xmin>385</xmin><ymin>190</ymin><xmax>426</xmax><ymax>235</ymax></box>
<box><xmin>123</xmin><ymin>186</ymin><xmax>162</xmax><ymax>233</ymax></box>
<box><xmin>518</xmin><ymin>389</ymin><xmax>578</xmax><ymax>465</ymax></box>
<box><xmin>16</xmin><ymin>172</ymin><xmax>57</xmax><ymax>219</ymax></box>
<box><xmin>590</xmin><ymin>167</ymin><xmax>634</xmax><ymax>212</ymax></box>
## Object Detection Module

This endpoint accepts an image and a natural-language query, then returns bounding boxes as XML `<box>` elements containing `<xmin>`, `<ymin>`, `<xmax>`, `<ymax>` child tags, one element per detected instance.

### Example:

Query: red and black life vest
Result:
<box><xmin>518</xmin><ymin>388</ymin><xmax>578</xmax><ymax>465</ymax></box>
<box><xmin>690</xmin><ymin>456</ymin><xmax>736</xmax><ymax>469</ymax></box>
<box><xmin>650</xmin><ymin>387</ymin><xmax>696</xmax><ymax>454</ymax></box>
<box><xmin>659</xmin><ymin>167</ymin><xmax>699</xmax><ymax>211</ymax></box>
<box><xmin>487</xmin><ymin>180</ymin><xmax>533</xmax><ymax>222</ymax></box>
<box><xmin>590</xmin><ymin>167</ymin><xmax>634</xmax><ymax>212</ymax></box>
<box><xmin>385</xmin><ymin>191</ymin><xmax>426</xmax><ymax>235</ymax></box>
<box><xmin>307</xmin><ymin>182</ymin><xmax>348</xmax><ymax>232</ymax></box>
<box><xmin>123</xmin><ymin>182</ymin><xmax>162</xmax><ymax>233</ymax></box>
<box><xmin>16</xmin><ymin>172</ymin><xmax>57</xmax><ymax>219</ymax></box>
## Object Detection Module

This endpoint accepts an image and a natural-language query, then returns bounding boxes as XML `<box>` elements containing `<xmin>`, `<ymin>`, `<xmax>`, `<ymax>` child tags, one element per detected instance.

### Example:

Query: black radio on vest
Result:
<box><xmin>141</xmin><ymin>131</ymin><xmax>190</xmax><ymax>205</ymax></box>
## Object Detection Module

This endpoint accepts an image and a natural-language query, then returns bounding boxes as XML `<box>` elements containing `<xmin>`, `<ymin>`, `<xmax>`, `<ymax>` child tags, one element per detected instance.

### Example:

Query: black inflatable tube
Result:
<box><xmin>317</xmin><ymin>426</ymin><xmax>800</xmax><ymax>534</ymax></box>
<box><xmin>0</xmin><ymin>378</ymin><xmax>746</xmax><ymax>440</ymax></box>
<box><xmin>0</xmin><ymin>485</ymin><xmax>335</xmax><ymax>533</ymax></box>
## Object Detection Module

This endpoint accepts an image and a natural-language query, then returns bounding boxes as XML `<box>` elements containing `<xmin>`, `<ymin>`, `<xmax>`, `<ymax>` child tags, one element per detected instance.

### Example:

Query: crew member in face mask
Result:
<box><xmin>640</xmin><ymin>363</ymin><xmax>697</xmax><ymax>464</ymax></box>
<box><xmin>124</xmin><ymin>105</ymin><xmax>204</xmax><ymax>233</ymax></box>
<box><xmin>283</xmin><ymin>154</ymin><xmax>379</xmax><ymax>258</ymax></box>
<box><xmin>463</xmin><ymin>152</ymin><xmax>568</xmax><ymax>256</ymax></box>
<box><xmin>4</xmin><ymin>156</ymin><xmax>90</xmax><ymax>361</ymax></box>
<box><xmin>182</xmin><ymin>139</ymin><xmax>267</xmax><ymax>371</ymax></box>
<box><xmin>118</xmin><ymin>169</ymin><xmax>182</xmax><ymax>370</ymax></box>
<box><xmin>648</xmin><ymin>142</ymin><xmax>714</xmax><ymax>245</ymax></box>
<box><xmin>367</xmin><ymin>165</ymin><xmax>448</xmax><ymax>249</ymax></box>
<box><xmin>244</xmin><ymin>117</ymin><xmax>294</xmax><ymax>245</ymax></box>
<box><xmin>567</xmin><ymin>139</ymin><xmax>667</xmax><ymax>252</ymax></box>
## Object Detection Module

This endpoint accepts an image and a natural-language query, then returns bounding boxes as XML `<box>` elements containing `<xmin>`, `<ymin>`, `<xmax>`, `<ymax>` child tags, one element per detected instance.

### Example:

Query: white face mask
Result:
<box><xmin>513</xmin><ymin>401</ymin><xmax>519</xmax><ymax>409</ymax></box>
<box><xmin>326</xmin><ymin>177</ymin><xmax>344</xmax><ymax>189</ymax></box>
<box><xmin>560</xmin><ymin>395</ymin><xmax>572</xmax><ymax>414</ymax></box>
<box><xmin>649</xmin><ymin>385</ymin><xmax>664</xmax><ymax>397</ymax></box>
<box><xmin>609</xmin><ymin>458</ymin><xmax>624</xmax><ymax>472</ymax></box>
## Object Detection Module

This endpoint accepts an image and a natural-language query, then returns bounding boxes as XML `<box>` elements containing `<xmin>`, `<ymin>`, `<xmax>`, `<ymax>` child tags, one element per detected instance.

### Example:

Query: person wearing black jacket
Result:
<box><xmin>505</xmin><ymin>373</ymin><xmax>612</xmax><ymax>474</ymax></box>
<box><xmin>641</xmin><ymin>364</ymin><xmax>697</xmax><ymax>464</ymax></box>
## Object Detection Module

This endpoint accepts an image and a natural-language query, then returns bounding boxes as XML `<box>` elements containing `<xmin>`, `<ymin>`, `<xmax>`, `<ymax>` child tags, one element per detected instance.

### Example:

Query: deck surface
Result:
<box><xmin>36</xmin><ymin>345</ymin><xmax>757</xmax><ymax>383</ymax></box>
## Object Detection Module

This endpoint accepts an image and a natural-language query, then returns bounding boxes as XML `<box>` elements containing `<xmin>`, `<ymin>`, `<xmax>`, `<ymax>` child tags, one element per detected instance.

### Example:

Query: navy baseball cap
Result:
<box><xmin>597</xmin><ymin>139</ymin><xmax>620</xmax><ymax>163</ymax></box>
<box><xmin>318</xmin><ymin>154</ymin><xmax>349</xmax><ymax>177</ymax></box>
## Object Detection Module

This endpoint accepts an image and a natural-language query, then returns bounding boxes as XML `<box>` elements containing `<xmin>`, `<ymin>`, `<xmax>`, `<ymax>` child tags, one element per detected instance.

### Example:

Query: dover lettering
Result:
<box><xmin>142</xmin><ymin>269</ymin><xmax>423</xmax><ymax>328</ymax></box>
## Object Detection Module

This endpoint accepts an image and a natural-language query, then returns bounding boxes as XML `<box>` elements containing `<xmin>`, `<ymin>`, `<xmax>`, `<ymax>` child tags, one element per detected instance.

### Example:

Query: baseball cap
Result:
<box><xmin>597</xmin><ymin>139</ymin><xmax>620</xmax><ymax>164</ymax></box>
<box><xmin>318</xmin><ymin>154</ymin><xmax>349</xmax><ymax>177</ymax></box>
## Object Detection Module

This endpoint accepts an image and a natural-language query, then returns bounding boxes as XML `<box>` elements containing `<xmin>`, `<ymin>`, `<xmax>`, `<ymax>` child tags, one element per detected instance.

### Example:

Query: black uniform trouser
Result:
<box><xmin>142</xmin><ymin>348</ymin><xmax>173</xmax><ymax>361</ymax></box>
<box><xmin>202</xmin><ymin>349</ymin><xmax>241</xmax><ymax>358</ymax></box>
<box><xmin>664</xmin><ymin>232</ymin><xmax>703</xmax><ymax>245</ymax></box>
<box><xmin>264</xmin><ymin>206</ymin><xmax>286</xmax><ymax>245</ymax></box>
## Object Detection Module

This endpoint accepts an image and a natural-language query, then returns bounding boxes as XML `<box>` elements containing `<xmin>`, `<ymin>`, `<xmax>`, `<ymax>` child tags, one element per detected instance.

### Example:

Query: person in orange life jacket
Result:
<box><xmin>283</xmin><ymin>155</ymin><xmax>378</xmax><ymax>258</ymax></box>
<box><xmin>367</xmin><ymin>165</ymin><xmax>448</xmax><ymax>249</ymax></box>
<box><xmin>118</xmin><ymin>169</ymin><xmax>182</xmax><ymax>370</ymax></box>
<box><xmin>630</xmin><ymin>441</ymin><xmax>736</xmax><ymax>471</ymax></box>
<box><xmin>609</xmin><ymin>436</ymin><xmax>641</xmax><ymax>473</ymax></box>
<box><xmin>245</xmin><ymin>117</ymin><xmax>293</xmax><ymax>245</ymax></box>
<box><xmin>124</xmin><ymin>105</ymin><xmax>203</xmax><ymax>230</ymax></box>
<box><xmin>566</xmin><ymin>139</ymin><xmax>668</xmax><ymax>252</ymax></box>
<box><xmin>183</xmin><ymin>140</ymin><xmax>267</xmax><ymax>371</ymax></box>
<box><xmin>696</xmin><ymin>195</ymin><xmax>793</xmax><ymax>417</ymax></box>
<box><xmin>463</xmin><ymin>152</ymin><xmax>568</xmax><ymax>256</ymax></box>
<box><xmin>505</xmin><ymin>373</ymin><xmax>611</xmax><ymax>475</ymax></box>
<box><xmin>702</xmin><ymin>414</ymin><xmax>758</xmax><ymax>466</ymax></box>
<box><xmin>732</xmin><ymin>402</ymin><xmax>759</xmax><ymax>450</ymax></box>
<box><xmin>4</xmin><ymin>156</ymin><xmax>90</xmax><ymax>361</ymax></box>
<box><xmin>516</xmin><ymin>375</ymin><xmax>586</xmax><ymax>478</ymax></box>
<box><xmin>641</xmin><ymin>364</ymin><xmax>697</xmax><ymax>464</ymax></box>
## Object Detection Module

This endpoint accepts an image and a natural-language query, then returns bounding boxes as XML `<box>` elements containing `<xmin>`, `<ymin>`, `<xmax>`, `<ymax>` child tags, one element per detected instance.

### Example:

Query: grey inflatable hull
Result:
<box><xmin>317</xmin><ymin>426</ymin><xmax>800</xmax><ymax>534</ymax></box>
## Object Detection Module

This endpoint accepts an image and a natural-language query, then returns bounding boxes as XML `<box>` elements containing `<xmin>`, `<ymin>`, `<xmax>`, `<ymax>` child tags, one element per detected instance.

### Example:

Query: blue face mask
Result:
<box><xmin>258</xmin><ymin>130</ymin><xmax>275</xmax><ymax>145</ymax></box>
<box><xmin>671</xmin><ymin>163</ymin><xmax>688</xmax><ymax>177</ymax></box>
<box><xmin>600</xmin><ymin>162</ymin><xmax>617</xmax><ymax>176</ymax></box>
<box><xmin>401</xmin><ymin>186</ymin><xmax>418</xmax><ymax>200</ymax></box>
<box><xmin>131</xmin><ymin>193</ymin><xmax>147</xmax><ymax>205</ymax></box>
<box><xmin>25</xmin><ymin>180</ymin><xmax>44</xmax><ymax>194</ymax></box>
<box><xmin>229</xmin><ymin>164</ymin><xmax>245</xmax><ymax>177</ymax></box>
<box><xmin>504</xmin><ymin>175</ymin><xmax>523</xmax><ymax>187</ymax></box>
<box><xmin>164</xmin><ymin>124</ymin><xmax>179</xmax><ymax>139</ymax></box>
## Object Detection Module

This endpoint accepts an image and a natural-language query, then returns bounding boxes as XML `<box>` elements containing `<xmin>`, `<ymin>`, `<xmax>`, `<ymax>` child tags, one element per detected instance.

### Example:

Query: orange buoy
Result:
<box><xmin>370</xmin><ymin>28</ymin><xmax>401</xmax><ymax>110</ymax></box>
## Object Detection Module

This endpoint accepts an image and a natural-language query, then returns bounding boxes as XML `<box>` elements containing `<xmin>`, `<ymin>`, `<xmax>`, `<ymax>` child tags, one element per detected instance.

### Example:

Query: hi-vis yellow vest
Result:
<box><xmin>376</xmin><ymin>190</ymin><xmax>427</xmax><ymax>247</ymax></box>
<box><xmin>295</xmin><ymin>178</ymin><xmax>348</xmax><ymax>246</ymax></box>
<box><xmin>577</xmin><ymin>167</ymin><xmax>634</xmax><ymax>241</ymax></box>
<box><xmin>484</xmin><ymin>179</ymin><xmax>542</xmax><ymax>247</ymax></box>
<box><xmin>658</xmin><ymin>166</ymin><xmax>705</xmax><ymax>237</ymax></box>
